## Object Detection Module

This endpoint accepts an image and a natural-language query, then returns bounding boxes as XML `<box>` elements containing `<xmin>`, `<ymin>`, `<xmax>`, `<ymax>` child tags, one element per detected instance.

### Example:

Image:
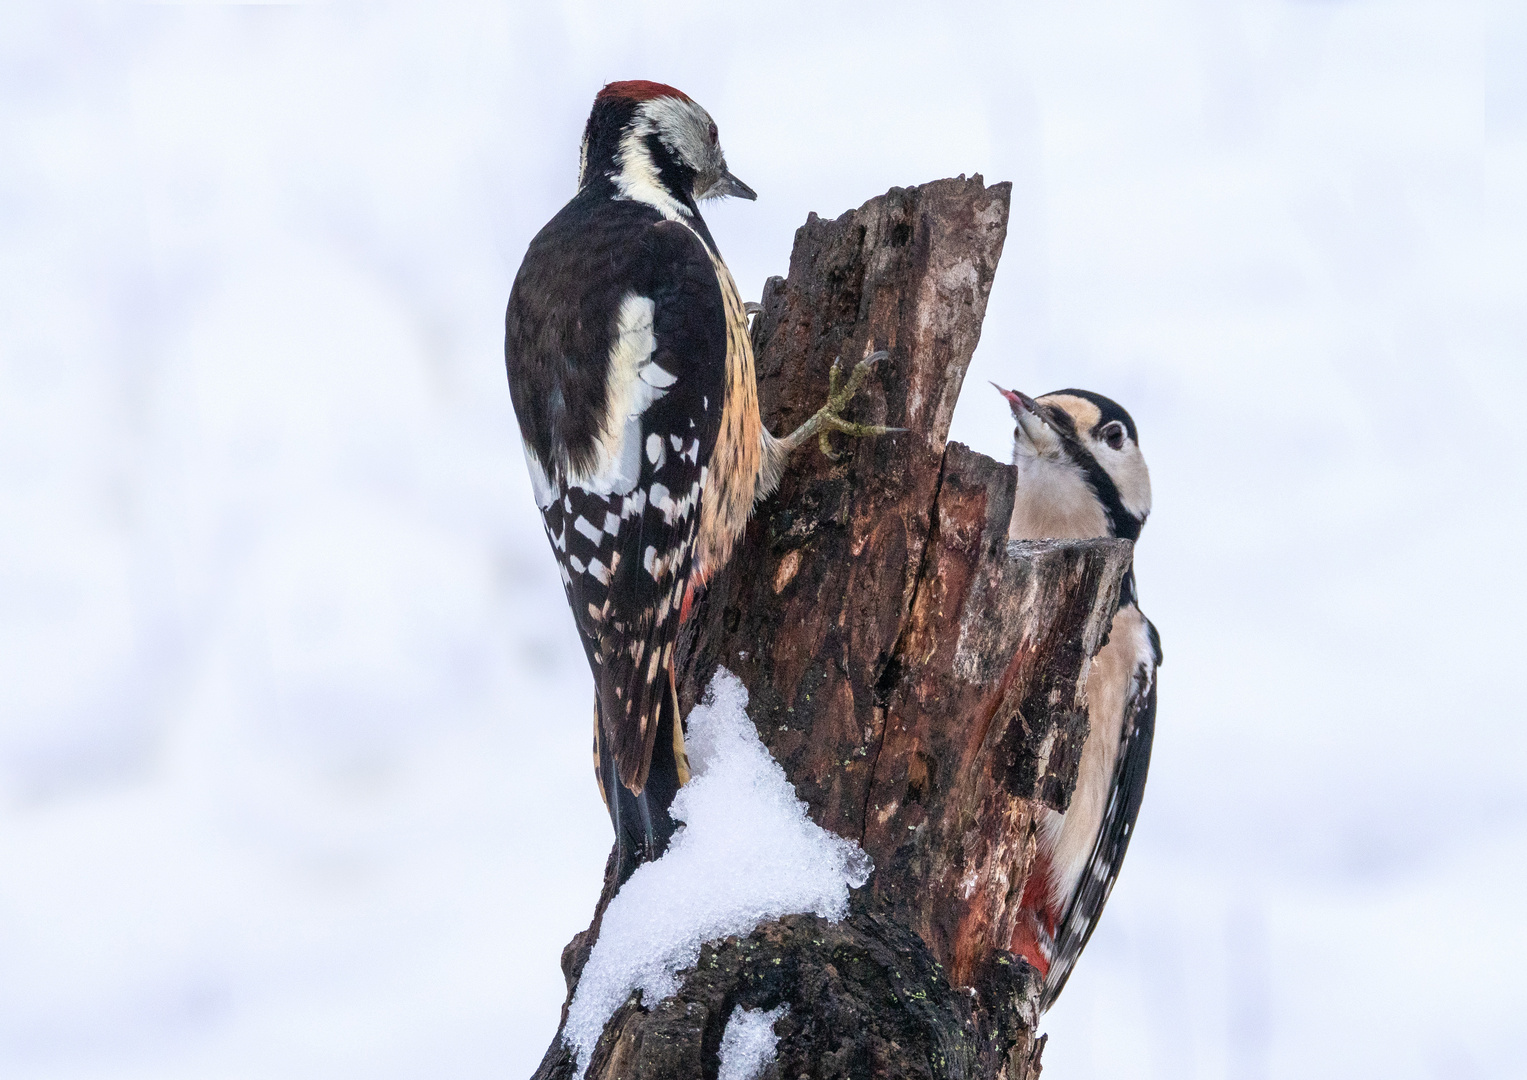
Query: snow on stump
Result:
<box><xmin>561</xmin><ymin>672</ymin><xmax>870</xmax><ymax>1079</ymax></box>
<box><xmin>531</xmin><ymin>177</ymin><xmax>1130</xmax><ymax>1080</ymax></box>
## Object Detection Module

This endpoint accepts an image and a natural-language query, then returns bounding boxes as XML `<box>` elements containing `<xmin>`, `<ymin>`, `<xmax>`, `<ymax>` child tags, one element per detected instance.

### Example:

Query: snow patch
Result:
<box><xmin>562</xmin><ymin>670</ymin><xmax>871</xmax><ymax>1077</ymax></box>
<box><xmin>718</xmin><ymin>1004</ymin><xmax>789</xmax><ymax>1080</ymax></box>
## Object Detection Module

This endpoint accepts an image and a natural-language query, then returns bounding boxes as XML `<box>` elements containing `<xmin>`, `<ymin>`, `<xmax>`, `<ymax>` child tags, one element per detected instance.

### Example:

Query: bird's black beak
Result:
<box><xmin>716</xmin><ymin>169</ymin><xmax>757</xmax><ymax>201</ymax></box>
<box><xmin>991</xmin><ymin>382</ymin><xmax>1039</xmax><ymax>416</ymax></box>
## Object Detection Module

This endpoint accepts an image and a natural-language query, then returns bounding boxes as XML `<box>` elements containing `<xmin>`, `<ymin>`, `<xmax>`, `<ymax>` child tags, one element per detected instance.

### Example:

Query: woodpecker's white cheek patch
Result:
<box><xmin>610</xmin><ymin>110</ymin><xmax>695</xmax><ymax>223</ymax></box>
<box><xmin>644</xmin><ymin>95</ymin><xmax>718</xmax><ymax>178</ymax></box>
<box><xmin>1105</xmin><ymin>447</ymin><xmax>1152</xmax><ymax>521</ymax></box>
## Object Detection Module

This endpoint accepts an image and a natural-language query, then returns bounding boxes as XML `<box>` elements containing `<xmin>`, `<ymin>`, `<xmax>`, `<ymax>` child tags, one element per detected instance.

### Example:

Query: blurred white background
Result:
<box><xmin>2</xmin><ymin>2</ymin><xmax>1524</xmax><ymax>1077</ymax></box>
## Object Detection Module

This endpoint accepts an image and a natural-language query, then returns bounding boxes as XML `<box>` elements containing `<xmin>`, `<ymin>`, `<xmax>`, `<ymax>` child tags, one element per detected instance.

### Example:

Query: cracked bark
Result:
<box><xmin>531</xmin><ymin>177</ymin><xmax>1131</xmax><ymax>1080</ymax></box>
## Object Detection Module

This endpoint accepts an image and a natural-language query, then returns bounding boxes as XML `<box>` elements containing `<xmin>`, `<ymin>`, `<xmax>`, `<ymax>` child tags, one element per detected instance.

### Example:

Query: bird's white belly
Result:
<box><xmin>1040</xmin><ymin>602</ymin><xmax>1150</xmax><ymax>906</ymax></box>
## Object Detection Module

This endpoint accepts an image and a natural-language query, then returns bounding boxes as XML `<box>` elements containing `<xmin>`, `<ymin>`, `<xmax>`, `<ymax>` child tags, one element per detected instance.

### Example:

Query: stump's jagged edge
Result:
<box><xmin>680</xmin><ymin>176</ymin><xmax>1015</xmax><ymax>841</ymax></box>
<box><xmin>532</xmin><ymin>177</ymin><xmax>1130</xmax><ymax>1080</ymax></box>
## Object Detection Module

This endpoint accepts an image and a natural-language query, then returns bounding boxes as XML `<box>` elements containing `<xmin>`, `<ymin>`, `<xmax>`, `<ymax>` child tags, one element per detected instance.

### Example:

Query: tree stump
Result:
<box><xmin>531</xmin><ymin>177</ymin><xmax>1132</xmax><ymax>1079</ymax></box>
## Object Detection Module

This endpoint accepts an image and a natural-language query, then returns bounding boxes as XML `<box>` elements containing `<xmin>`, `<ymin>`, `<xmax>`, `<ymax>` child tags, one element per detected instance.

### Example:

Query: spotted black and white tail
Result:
<box><xmin>592</xmin><ymin>671</ymin><xmax>690</xmax><ymax>879</ymax></box>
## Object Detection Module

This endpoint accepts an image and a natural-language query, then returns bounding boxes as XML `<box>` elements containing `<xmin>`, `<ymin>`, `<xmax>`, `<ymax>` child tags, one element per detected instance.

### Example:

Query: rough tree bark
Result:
<box><xmin>531</xmin><ymin>177</ymin><xmax>1132</xmax><ymax>1080</ymax></box>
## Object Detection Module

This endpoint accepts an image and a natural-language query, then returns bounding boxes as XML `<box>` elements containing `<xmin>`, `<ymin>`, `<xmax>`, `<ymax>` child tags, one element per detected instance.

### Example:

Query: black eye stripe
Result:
<box><xmin>1042</xmin><ymin>405</ymin><xmax>1076</xmax><ymax>435</ymax></box>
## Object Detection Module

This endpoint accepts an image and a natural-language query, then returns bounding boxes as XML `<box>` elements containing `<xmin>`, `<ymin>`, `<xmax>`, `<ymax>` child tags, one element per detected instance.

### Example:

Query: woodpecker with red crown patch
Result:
<box><xmin>993</xmin><ymin>384</ymin><xmax>1162</xmax><ymax>1011</ymax></box>
<box><xmin>506</xmin><ymin>81</ymin><xmax>891</xmax><ymax>880</ymax></box>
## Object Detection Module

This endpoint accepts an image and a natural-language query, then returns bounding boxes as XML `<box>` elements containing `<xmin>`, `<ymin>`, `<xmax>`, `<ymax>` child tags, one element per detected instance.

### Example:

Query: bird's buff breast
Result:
<box><xmin>1040</xmin><ymin>602</ymin><xmax>1150</xmax><ymax>903</ymax></box>
<box><xmin>696</xmin><ymin>251</ymin><xmax>761</xmax><ymax>581</ymax></box>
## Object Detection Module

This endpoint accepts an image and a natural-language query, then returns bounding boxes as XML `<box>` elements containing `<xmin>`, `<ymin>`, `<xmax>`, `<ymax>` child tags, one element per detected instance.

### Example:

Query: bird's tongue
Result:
<box><xmin>991</xmin><ymin>382</ymin><xmax>1038</xmax><ymax>414</ymax></box>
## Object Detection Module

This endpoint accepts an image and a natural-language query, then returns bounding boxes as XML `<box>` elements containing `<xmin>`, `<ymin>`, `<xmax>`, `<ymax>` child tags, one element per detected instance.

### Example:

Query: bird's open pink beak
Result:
<box><xmin>991</xmin><ymin>382</ymin><xmax>1039</xmax><ymax>414</ymax></box>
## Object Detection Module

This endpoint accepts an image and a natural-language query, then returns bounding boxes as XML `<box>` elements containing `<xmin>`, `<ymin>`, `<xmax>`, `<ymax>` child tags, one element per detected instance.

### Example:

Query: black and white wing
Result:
<box><xmin>1042</xmin><ymin>614</ymin><xmax>1162</xmax><ymax>1010</ymax></box>
<box><xmin>506</xmin><ymin>200</ymin><xmax>726</xmax><ymax>797</ymax></box>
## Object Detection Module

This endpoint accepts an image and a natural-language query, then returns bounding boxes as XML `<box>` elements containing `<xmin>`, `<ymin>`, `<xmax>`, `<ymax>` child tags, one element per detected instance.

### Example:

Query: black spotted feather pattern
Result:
<box><xmin>506</xmin><ymin>196</ymin><xmax>726</xmax><ymax>809</ymax></box>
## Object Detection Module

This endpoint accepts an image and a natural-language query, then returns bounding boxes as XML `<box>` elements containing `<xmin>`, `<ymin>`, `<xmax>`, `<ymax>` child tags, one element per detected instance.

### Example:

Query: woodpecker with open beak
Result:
<box><xmin>505</xmin><ymin>81</ymin><xmax>891</xmax><ymax>880</ymax></box>
<box><xmin>994</xmin><ymin>384</ymin><xmax>1162</xmax><ymax>1011</ymax></box>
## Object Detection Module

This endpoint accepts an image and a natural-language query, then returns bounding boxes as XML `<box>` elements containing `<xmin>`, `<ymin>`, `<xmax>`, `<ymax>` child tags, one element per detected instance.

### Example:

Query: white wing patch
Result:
<box><xmin>641</xmin><ymin>363</ymin><xmax>678</xmax><ymax>389</ymax></box>
<box><xmin>556</xmin><ymin>292</ymin><xmax>680</xmax><ymax>499</ymax></box>
<box><xmin>523</xmin><ymin>442</ymin><xmax>560</xmax><ymax>510</ymax></box>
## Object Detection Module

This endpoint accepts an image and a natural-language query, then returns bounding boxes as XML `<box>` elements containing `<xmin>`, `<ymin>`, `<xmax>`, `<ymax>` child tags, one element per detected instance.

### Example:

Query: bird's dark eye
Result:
<box><xmin>708</xmin><ymin>122</ymin><xmax>718</xmax><ymax>145</ymax></box>
<box><xmin>1102</xmin><ymin>421</ymin><xmax>1126</xmax><ymax>451</ymax></box>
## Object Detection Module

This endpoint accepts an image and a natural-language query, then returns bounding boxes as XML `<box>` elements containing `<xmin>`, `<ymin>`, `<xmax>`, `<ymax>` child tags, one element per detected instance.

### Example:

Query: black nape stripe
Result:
<box><xmin>1040</xmin><ymin>400</ymin><xmax>1141</xmax><ymax>542</ymax></box>
<box><xmin>580</xmin><ymin>97</ymin><xmax>641</xmax><ymax>190</ymax></box>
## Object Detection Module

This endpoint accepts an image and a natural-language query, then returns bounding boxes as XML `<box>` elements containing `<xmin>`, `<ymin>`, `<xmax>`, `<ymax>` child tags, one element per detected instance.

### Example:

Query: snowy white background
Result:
<box><xmin>2</xmin><ymin>2</ymin><xmax>1523</xmax><ymax>1078</ymax></box>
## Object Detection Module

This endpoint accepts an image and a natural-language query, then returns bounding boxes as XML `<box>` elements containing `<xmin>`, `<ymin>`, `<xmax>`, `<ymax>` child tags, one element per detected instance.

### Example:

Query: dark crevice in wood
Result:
<box><xmin>859</xmin><ymin>451</ymin><xmax>951</xmax><ymax>849</ymax></box>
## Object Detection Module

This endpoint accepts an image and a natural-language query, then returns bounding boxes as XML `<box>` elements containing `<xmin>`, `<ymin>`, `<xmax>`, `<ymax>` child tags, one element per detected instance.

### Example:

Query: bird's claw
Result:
<box><xmin>812</xmin><ymin>350</ymin><xmax>898</xmax><ymax>459</ymax></box>
<box><xmin>826</xmin><ymin>349</ymin><xmax>890</xmax><ymax>409</ymax></box>
<box><xmin>815</xmin><ymin>416</ymin><xmax>906</xmax><ymax>460</ymax></box>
